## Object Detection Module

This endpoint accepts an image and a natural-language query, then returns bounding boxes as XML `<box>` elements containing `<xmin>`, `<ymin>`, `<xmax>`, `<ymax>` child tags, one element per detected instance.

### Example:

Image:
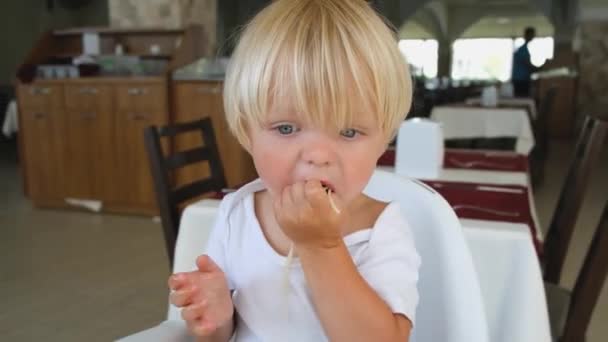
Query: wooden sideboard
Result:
<box><xmin>18</xmin><ymin>78</ymin><xmax>170</xmax><ymax>214</ymax></box>
<box><xmin>17</xmin><ymin>27</ymin><xmax>257</xmax><ymax>216</ymax></box>
<box><xmin>15</xmin><ymin>27</ymin><xmax>207</xmax><ymax>215</ymax></box>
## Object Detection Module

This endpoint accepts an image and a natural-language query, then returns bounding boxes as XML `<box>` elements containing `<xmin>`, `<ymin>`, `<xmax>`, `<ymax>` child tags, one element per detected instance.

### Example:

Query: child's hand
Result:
<box><xmin>168</xmin><ymin>255</ymin><xmax>233</xmax><ymax>337</ymax></box>
<box><xmin>273</xmin><ymin>180</ymin><xmax>344</xmax><ymax>250</ymax></box>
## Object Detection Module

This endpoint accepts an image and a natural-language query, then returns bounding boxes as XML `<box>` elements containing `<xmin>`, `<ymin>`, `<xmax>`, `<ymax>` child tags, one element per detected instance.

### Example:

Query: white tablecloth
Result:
<box><xmin>430</xmin><ymin>106</ymin><xmax>535</xmax><ymax>154</ymax></box>
<box><xmin>172</xmin><ymin>200</ymin><xmax>551</xmax><ymax>342</ymax></box>
<box><xmin>465</xmin><ymin>97</ymin><xmax>538</xmax><ymax>120</ymax></box>
<box><xmin>462</xmin><ymin>219</ymin><xmax>551</xmax><ymax>342</ymax></box>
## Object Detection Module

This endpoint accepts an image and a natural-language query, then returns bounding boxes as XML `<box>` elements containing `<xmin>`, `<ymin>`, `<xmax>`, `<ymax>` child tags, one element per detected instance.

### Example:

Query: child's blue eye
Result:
<box><xmin>276</xmin><ymin>124</ymin><xmax>297</xmax><ymax>135</ymax></box>
<box><xmin>340</xmin><ymin>128</ymin><xmax>358</xmax><ymax>138</ymax></box>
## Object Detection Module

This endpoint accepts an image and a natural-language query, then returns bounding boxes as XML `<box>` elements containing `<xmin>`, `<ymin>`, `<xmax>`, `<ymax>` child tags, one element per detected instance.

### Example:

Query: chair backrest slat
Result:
<box><xmin>165</xmin><ymin>147</ymin><xmax>211</xmax><ymax>170</ymax></box>
<box><xmin>158</xmin><ymin>119</ymin><xmax>208</xmax><ymax>137</ymax></box>
<box><xmin>172</xmin><ymin>178</ymin><xmax>223</xmax><ymax>204</ymax></box>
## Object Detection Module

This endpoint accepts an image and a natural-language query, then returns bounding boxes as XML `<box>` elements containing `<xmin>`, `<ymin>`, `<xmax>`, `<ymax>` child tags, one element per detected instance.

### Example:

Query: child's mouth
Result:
<box><xmin>320</xmin><ymin>180</ymin><xmax>336</xmax><ymax>193</ymax></box>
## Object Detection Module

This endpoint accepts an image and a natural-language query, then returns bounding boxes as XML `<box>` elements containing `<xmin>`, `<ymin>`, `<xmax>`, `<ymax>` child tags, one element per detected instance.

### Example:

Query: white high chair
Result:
<box><xmin>118</xmin><ymin>170</ymin><xmax>489</xmax><ymax>342</ymax></box>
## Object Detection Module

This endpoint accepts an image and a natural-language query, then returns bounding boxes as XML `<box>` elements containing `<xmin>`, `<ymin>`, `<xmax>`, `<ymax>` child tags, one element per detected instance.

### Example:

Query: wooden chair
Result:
<box><xmin>545</xmin><ymin>200</ymin><xmax>608</xmax><ymax>341</ymax></box>
<box><xmin>144</xmin><ymin>118</ymin><xmax>227</xmax><ymax>266</ymax></box>
<box><xmin>543</xmin><ymin>114</ymin><xmax>607</xmax><ymax>284</ymax></box>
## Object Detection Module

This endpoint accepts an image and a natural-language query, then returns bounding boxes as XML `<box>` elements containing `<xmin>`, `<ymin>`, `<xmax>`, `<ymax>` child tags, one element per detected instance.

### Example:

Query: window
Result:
<box><xmin>451</xmin><ymin>38</ymin><xmax>514</xmax><ymax>81</ymax></box>
<box><xmin>451</xmin><ymin>37</ymin><xmax>554</xmax><ymax>81</ymax></box>
<box><xmin>398</xmin><ymin>39</ymin><xmax>438</xmax><ymax>79</ymax></box>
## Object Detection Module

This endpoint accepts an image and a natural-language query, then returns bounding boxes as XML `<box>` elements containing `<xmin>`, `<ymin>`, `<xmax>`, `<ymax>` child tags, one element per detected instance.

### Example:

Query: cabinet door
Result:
<box><xmin>20</xmin><ymin>108</ymin><xmax>67</xmax><ymax>201</ymax></box>
<box><xmin>114</xmin><ymin>110</ymin><xmax>167</xmax><ymax>208</ymax></box>
<box><xmin>64</xmin><ymin>109</ymin><xmax>116</xmax><ymax>201</ymax></box>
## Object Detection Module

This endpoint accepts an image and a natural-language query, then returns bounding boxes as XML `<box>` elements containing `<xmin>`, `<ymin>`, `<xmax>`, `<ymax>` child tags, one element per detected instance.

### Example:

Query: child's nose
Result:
<box><xmin>302</xmin><ymin>145</ymin><xmax>333</xmax><ymax>167</ymax></box>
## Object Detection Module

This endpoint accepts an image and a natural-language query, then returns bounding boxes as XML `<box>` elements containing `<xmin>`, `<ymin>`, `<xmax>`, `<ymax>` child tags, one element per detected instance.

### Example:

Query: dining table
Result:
<box><xmin>465</xmin><ymin>96</ymin><xmax>538</xmax><ymax>120</ymax></box>
<box><xmin>430</xmin><ymin>106</ymin><xmax>535</xmax><ymax>155</ymax></box>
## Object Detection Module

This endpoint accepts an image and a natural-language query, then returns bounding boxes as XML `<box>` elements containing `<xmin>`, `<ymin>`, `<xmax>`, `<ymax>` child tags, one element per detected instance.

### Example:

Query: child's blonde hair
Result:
<box><xmin>223</xmin><ymin>0</ymin><xmax>412</xmax><ymax>148</ymax></box>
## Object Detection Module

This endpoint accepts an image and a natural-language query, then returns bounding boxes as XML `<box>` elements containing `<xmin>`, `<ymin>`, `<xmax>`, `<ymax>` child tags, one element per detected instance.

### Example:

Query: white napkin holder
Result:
<box><xmin>395</xmin><ymin>118</ymin><xmax>444</xmax><ymax>179</ymax></box>
<box><xmin>481</xmin><ymin>86</ymin><xmax>498</xmax><ymax>107</ymax></box>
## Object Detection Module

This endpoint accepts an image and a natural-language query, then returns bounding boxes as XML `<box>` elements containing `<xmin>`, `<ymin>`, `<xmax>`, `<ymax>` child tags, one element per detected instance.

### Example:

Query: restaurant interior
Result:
<box><xmin>0</xmin><ymin>0</ymin><xmax>607</xmax><ymax>341</ymax></box>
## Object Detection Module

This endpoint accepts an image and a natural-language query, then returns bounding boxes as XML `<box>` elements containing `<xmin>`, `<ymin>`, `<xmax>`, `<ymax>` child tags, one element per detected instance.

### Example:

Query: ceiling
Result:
<box><xmin>396</xmin><ymin>0</ymin><xmax>605</xmax><ymax>40</ymax></box>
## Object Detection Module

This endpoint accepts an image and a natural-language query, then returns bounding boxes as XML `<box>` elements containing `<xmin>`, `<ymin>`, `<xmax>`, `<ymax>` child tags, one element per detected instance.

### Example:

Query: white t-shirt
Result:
<box><xmin>205</xmin><ymin>179</ymin><xmax>420</xmax><ymax>342</ymax></box>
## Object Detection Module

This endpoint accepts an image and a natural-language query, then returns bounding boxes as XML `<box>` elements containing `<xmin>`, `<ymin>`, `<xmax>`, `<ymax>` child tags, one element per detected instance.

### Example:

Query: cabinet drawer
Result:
<box><xmin>119</xmin><ymin>110</ymin><xmax>166</xmax><ymax>123</ymax></box>
<box><xmin>116</xmin><ymin>84</ymin><xmax>166</xmax><ymax>111</ymax></box>
<box><xmin>18</xmin><ymin>84</ymin><xmax>64</xmax><ymax>109</ymax></box>
<box><xmin>174</xmin><ymin>82</ymin><xmax>223</xmax><ymax>115</ymax></box>
<box><xmin>65</xmin><ymin>84</ymin><xmax>112</xmax><ymax>110</ymax></box>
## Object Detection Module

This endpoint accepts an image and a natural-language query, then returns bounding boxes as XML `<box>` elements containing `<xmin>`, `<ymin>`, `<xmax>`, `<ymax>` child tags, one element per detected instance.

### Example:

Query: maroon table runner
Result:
<box><xmin>422</xmin><ymin>180</ymin><xmax>542</xmax><ymax>255</ymax></box>
<box><xmin>377</xmin><ymin>148</ymin><xmax>396</xmax><ymax>166</ymax></box>
<box><xmin>377</xmin><ymin>148</ymin><xmax>528</xmax><ymax>173</ymax></box>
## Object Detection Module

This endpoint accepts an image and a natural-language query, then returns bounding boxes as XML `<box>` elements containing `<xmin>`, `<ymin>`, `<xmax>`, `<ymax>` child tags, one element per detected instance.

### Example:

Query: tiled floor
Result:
<box><xmin>1</xmin><ymin>138</ymin><xmax>606</xmax><ymax>341</ymax></box>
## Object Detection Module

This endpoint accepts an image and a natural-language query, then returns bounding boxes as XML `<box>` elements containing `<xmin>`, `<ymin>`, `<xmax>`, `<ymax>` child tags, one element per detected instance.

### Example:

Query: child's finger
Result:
<box><xmin>305</xmin><ymin>180</ymin><xmax>330</xmax><ymax>209</ymax></box>
<box><xmin>170</xmin><ymin>287</ymin><xmax>195</xmax><ymax>307</ymax></box>
<box><xmin>196</xmin><ymin>254</ymin><xmax>221</xmax><ymax>274</ymax></box>
<box><xmin>282</xmin><ymin>184</ymin><xmax>293</xmax><ymax>209</ymax></box>
<box><xmin>168</xmin><ymin>273</ymin><xmax>186</xmax><ymax>291</ymax></box>
<box><xmin>289</xmin><ymin>181</ymin><xmax>306</xmax><ymax>206</ymax></box>
<box><xmin>304</xmin><ymin>180</ymin><xmax>323</xmax><ymax>200</ymax></box>
<box><xmin>181</xmin><ymin>301</ymin><xmax>207</xmax><ymax>322</ymax></box>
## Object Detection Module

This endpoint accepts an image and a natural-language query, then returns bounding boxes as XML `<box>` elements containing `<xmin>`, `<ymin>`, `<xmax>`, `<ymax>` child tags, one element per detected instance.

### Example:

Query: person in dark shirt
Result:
<box><xmin>511</xmin><ymin>27</ymin><xmax>542</xmax><ymax>97</ymax></box>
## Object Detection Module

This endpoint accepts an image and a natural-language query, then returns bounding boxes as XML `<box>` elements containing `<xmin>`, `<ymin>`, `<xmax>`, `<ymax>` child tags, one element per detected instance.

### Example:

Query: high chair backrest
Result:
<box><xmin>363</xmin><ymin>170</ymin><xmax>489</xmax><ymax>342</ymax></box>
<box><xmin>166</xmin><ymin>199</ymin><xmax>221</xmax><ymax>321</ymax></box>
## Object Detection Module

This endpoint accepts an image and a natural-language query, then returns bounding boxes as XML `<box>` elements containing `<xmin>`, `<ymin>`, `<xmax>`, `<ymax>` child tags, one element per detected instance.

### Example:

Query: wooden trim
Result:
<box><xmin>54</xmin><ymin>27</ymin><xmax>185</xmax><ymax>36</ymax></box>
<box><xmin>31</xmin><ymin>76</ymin><xmax>166</xmax><ymax>84</ymax></box>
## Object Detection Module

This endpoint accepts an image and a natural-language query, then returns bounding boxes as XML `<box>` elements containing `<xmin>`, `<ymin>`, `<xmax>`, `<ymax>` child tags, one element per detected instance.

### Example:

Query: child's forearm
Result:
<box><xmin>297</xmin><ymin>241</ymin><xmax>411</xmax><ymax>342</ymax></box>
<box><xmin>196</xmin><ymin>314</ymin><xmax>235</xmax><ymax>342</ymax></box>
